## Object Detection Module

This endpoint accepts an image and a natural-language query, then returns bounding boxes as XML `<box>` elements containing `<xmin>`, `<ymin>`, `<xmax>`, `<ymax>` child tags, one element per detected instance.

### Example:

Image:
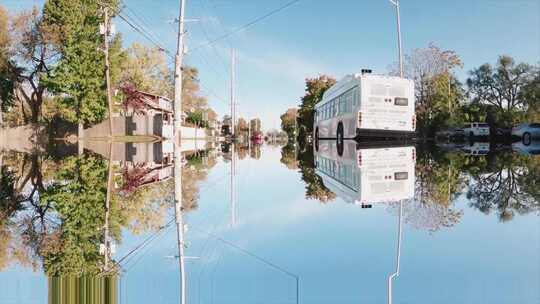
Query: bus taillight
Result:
<box><xmin>412</xmin><ymin>115</ymin><xmax>416</xmax><ymax>130</ymax></box>
<box><xmin>357</xmin><ymin>152</ymin><xmax>362</xmax><ymax>166</ymax></box>
<box><xmin>358</xmin><ymin>111</ymin><xmax>362</xmax><ymax>126</ymax></box>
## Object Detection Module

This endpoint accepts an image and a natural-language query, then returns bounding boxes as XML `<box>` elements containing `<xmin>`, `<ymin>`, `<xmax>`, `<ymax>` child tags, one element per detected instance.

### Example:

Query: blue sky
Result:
<box><xmin>4</xmin><ymin>0</ymin><xmax>540</xmax><ymax>130</ymax></box>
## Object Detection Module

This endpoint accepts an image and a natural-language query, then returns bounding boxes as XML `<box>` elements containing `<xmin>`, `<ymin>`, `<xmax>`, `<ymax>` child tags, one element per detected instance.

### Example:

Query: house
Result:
<box><xmin>121</xmin><ymin>90</ymin><xmax>176</xmax><ymax>139</ymax></box>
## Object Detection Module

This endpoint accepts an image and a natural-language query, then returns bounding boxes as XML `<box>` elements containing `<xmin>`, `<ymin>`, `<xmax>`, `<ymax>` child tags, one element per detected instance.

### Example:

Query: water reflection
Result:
<box><xmin>0</xmin><ymin>138</ymin><xmax>539</xmax><ymax>303</ymax></box>
<box><xmin>284</xmin><ymin>140</ymin><xmax>540</xmax><ymax>227</ymax></box>
<box><xmin>314</xmin><ymin>141</ymin><xmax>415</xmax><ymax>206</ymax></box>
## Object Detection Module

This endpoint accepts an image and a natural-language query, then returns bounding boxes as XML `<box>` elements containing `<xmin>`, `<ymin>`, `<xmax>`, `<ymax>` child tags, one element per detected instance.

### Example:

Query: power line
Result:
<box><xmin>191</xmin><ymin>0</ymin><xmax>302</xmax><ymax>52</ymax></box>
<box><xmin>110</xmin><ymin>1</ymin><xmax>229</xmax><ymax>105</ymax></box>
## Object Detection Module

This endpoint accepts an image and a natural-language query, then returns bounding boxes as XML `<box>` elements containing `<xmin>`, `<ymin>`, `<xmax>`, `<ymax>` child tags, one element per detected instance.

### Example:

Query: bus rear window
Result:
<box><xmin>394</xmin><ymin>98</ymin><xmax>408</xmax><ymax>106</ymax></box>
<box><xmin>394</xmin><ymin>172</ymin><xmax>408</xmax><ymax>180</ymax></box>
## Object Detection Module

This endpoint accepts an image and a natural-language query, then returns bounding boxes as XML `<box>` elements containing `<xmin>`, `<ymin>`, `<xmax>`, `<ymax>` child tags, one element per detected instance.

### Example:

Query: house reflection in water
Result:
<box><xmin>48</xmin><ymin>276</ymin><xmax>118</xmax><ymax>304</ymax></box>
<box><xmin>314</xmin><ymin>141</ymin><xmax>416</xmax><ymax>207</ymax></box>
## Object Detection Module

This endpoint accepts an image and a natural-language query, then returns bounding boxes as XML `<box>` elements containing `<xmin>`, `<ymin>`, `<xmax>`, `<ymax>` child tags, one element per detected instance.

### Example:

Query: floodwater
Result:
<box><xmin>0</xmin><ymin>139</ymin><xmax>539</xmax><ymax>304</ymax></box>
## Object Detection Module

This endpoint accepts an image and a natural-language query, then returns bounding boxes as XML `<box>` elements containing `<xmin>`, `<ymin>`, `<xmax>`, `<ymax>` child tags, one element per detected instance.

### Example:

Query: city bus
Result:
<box><xmin>314</xmin><ymin>141</ymin><xmax>415</xmax><ymax>206</ymax></box>
<box><xmin>314</xmin><ymin>72</ymin><xmax>416</xmax><ymax>142</ymax></box>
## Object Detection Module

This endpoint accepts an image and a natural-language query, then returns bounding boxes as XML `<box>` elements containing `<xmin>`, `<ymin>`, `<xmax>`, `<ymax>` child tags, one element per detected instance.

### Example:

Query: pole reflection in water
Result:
<box><xmin>231</xmin><ymin>142</ymin><xmax>237</xmax><ymax>227</ymax></box>
<box><xmin>175</xmin><ymin>139</ymin><xmax>186</xmax><ymax>303</ymax></box>
<box><xmin>388</xmin><ymin>200</ymin><xmax>403</xmax><ymax>304</ymax></box>
<box><xmin>314</xmin><ymin>140</ymin><xmax>414</xmax><ymax>301</ymax></box>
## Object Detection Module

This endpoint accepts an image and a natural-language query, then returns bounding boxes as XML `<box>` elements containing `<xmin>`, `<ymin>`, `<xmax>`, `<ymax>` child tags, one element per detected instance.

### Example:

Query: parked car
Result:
<box><xmin>511</xmin><ymin>123</ymin><xmax>540</xmax><ymax>145</ymax></box>
<box><xmin>463</xmin><ymin>123</ymin><xmax>490</xmax><ymax>137</ymax></box>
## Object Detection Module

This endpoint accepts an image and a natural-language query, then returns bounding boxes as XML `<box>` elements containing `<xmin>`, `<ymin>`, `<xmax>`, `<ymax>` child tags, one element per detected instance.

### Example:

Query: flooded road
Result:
<box><xmin>0</xmin><ymin>140</ymin><xmax>539</xmax><ymax>304</ymax></box>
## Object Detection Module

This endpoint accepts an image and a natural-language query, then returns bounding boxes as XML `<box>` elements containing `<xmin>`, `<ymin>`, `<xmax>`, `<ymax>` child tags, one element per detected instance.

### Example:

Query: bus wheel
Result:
<box><xmin>337</xmin><ymin>123</ymin><xmax>344</xmax><ymax>156</ymax></box>
<box><xmin>523</xmin><ymin>132</ymin><xmax>531</xmax><ymax>146</ymax></box>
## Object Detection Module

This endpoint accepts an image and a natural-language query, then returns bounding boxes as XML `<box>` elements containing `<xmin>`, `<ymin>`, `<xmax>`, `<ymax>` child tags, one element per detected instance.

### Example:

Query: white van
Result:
<box><xmin>463</xmin><ymin>123</ymin><xmax>490</xmax><ymax>137</ymax></box>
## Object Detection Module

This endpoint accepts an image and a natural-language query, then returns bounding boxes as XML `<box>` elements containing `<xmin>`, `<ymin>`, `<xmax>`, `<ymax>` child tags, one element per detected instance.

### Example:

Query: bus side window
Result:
<box><xmin>353</xmin><ymin>87</ymin><xmax>359</xmax><ymax>106</ymax></box>
<box><xmin>346</xmin><ymin>91</ymin><xmax>352</xmax><ymax>112</ymax></box>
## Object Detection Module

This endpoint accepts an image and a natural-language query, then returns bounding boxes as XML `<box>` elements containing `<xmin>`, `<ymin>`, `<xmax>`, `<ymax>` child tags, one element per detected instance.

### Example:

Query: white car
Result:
<box><xmin>463</xmin><ymin>123</ymin><xmax>490</xmax><ymax>137</ymax></box>
<box><xmin>512</xmin><ymin>123</ymin><xmax>540</xmax><ymax>145</ymax></box>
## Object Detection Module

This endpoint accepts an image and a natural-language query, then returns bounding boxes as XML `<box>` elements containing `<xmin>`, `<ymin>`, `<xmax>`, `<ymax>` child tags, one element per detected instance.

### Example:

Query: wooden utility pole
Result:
<box><xmin>102</xmin><ymin>7</ymin><xmax>114</xmax><ymax>137</ymax></box>
<box><xmin>173</xmin><ymin>1</ymin><xmax>187</xmax><ymax>304</ymax></box>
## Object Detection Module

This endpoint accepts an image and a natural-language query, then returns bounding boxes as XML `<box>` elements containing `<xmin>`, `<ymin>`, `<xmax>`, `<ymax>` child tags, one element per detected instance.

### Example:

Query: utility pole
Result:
<box><xmin>230</xmin><ymin>49</ymin><xmax>236</xmax><ymax>139</ymax></box>
<box><xmin>101</xmin><ymin>6</ymin><xmax>115</xmax><ymax>137</ymax></box>
<box><xmin>389</xmin><ymin>0</ymin><xmax>404</xmax><ymax>78</ymax></box>
<box><xmin>173</xmin><ymin>1</ymin><xmax>187</xmax><ymax>304</ymax></box>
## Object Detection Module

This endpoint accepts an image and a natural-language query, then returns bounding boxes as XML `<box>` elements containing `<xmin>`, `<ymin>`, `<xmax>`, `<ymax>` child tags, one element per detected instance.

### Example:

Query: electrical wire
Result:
<box><xmin>190</xmin><ymin>0</ymin><xmax>302</xmax><ymax>52</ymax></box>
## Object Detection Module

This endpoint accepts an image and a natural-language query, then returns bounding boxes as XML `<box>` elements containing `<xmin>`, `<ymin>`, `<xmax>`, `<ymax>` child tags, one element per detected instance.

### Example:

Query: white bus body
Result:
<box><xmin>314</xmin><ymin>74</ymin><xmax>415</xmax><ymax>139</ymax></box>
<box><xmin>314</xmin><ymin>141</ymin><xmax>416</xmax><ymax>205</ymax></box>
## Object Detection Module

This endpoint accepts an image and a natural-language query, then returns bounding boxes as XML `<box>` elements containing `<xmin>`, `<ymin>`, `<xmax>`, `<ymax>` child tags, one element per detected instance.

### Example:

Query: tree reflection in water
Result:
<box><xmin>281</xmin><ymin>142</ymin><xmax>336</xmax><ymax>203</ymax></box>
<box><xmin>466</xmin><ymin>152</ymin><xmax>540</xmax><ymax>222</ymax></box>
<box><xmin>0</xmin><ymin>146</ymin><xmax>219</xmax><ymax>278</ymax></box>
<box><xmin>286</xmin><ymin>141</ymin><xmax>540</xmax><ymax>231</ymax></box>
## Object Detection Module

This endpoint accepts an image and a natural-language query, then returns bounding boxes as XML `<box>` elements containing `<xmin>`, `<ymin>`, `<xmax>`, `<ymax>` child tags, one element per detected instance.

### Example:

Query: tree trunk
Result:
<box><xmin>30</xmin><ymin>103</ymin><xmax>40</xmax><ymax>124</ymax></box>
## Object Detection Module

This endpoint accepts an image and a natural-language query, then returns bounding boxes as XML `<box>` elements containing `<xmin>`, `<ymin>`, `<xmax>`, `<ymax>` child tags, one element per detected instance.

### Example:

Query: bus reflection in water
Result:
<box><xmin>314</xmin><ymin>141</ymin><xmax>416</xmax><ymax>207</ymax></box>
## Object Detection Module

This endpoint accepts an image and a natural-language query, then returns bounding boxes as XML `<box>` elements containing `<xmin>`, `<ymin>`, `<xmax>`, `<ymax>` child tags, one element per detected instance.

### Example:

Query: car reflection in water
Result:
<box><xmin>512</xmin><ymin>139</ymin><xmax>540</xmax><ymax>156</ymax></box>
<box><xmin>314</xmin><ymin>141</ymin><xmax>416</xmax><ymax>207</ymax></box>
<box><xmin>460</xmin><ymin>141</ymin><xmax>490</xmax><ymax>156</ymax></box>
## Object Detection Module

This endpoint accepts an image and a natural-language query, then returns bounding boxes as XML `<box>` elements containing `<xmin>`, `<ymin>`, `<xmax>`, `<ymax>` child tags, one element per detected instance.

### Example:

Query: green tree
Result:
<box><xmin>467</xmin><ymin>55</ymin><xmax>537</xmax><ymax>126</ymax></box>
<box><xmin>42</xmin><ymin>0</ymin><xmax>121</xmax><ymax>126</ymax></box>
<box><xmin>280</xmin><ymin>108</ymin><xmax>297</xmax><ymax>139</ymax></box>
<box><xmin>298</xmin><ymin>75</ymin><xmax>336</xmax><ymax>139</ymax></box>
<box><xmin>0</xmin><ymin>6</ymin><xmax>15</xmax><ymax>126</ymax></box>
<box><xmin>519</xmin><ymin>69</ymin><xmax>540</xmax><ymax>121</ymax></box>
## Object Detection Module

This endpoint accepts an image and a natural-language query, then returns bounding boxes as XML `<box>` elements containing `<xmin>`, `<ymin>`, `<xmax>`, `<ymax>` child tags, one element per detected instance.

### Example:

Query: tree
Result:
<box><xmin>236</xmin><ymin>117</ymin><xmax>248</xmax><ymax>135</ymax></box>
<box><xmin>42</xmin><ymin>0</ymin><xmax>121</xmax><ymax>126</ymax></box>
<box><xmin>120</xmin><ymin>43</ymin><xmax>172</xmax><ymax>97</ymax></box>
<box><xmin>119</xmin><ymin>43</ymin><xmax>209</xmax><ymax>115</ymax></box>
<box><xmin>249</xmin><ymin>118</ymin><xmax>261</xmax><ymax>135</ymax></box>
<box><xmin>519</xmin><ymin>69</ymin><xmax>540</xmax><ymax>121</ymax></box>
<box><xmin>7</xmin><ymin>7</ymin><xmax>58</xmax><ymax>124</ymax></box>
<box><xmin>280</xmin><ymin>108</ymin><xmax>297</xmax><ymax>139</ymax></box>
<box><xmin>467</xmin><ymin>56</ymin><xmax>537</xmax><ymax>125</ymax></box>
<box><xmin>298</xmin><ymin>75</ymin><xmax>336</xmax><ymax>138</ymax></box>
<box><xmin>0</xmin><ymin>5</ymin><xmax>15</xmax><ymax>126</ymax></box>
<box><xmin>390</xmin><ymin>43</ymin><xmax>464</xmax><ymax>135</ymax></box>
